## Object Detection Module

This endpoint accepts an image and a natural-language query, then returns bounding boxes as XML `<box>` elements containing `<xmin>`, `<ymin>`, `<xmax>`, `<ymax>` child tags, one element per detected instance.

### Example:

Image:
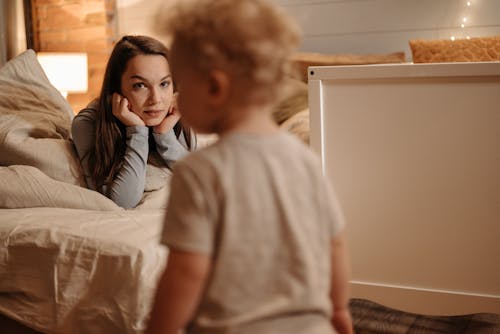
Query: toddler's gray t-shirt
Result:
<box><xmin>162</xmin><ymin>131</ymin><xmax>345</xmax><ymax>334</ymax></box>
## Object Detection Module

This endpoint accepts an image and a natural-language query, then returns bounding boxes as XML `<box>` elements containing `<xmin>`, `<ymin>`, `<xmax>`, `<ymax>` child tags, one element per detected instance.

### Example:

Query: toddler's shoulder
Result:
<box><xmin>173</xmin><ymin>143</ymin><xmax>222</xmax><ymax>177</ymax></box>
<box><xmin>279</xmin><ymin>131</ymin><xmax>322</xmax><ymax>165</ymax></box>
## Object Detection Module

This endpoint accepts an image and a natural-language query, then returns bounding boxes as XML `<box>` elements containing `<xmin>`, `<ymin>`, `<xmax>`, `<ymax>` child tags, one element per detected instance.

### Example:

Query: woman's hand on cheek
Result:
<box><xmin>112</xmin><ymin>93</ymin><xmax>145</xmax><ymax>127</ymax></box>
<box><xmin>153</xmin><ymin>98</ymin><xmax>181</xmax><ymax>134</ymax></box>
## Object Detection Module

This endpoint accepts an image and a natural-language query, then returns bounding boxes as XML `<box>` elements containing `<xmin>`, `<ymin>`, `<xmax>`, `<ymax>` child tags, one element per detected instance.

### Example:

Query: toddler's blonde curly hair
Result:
<box><xmin>159</xmin><ymin>0</ymin><xmax>301</xmax><ymax>103</ymax></box>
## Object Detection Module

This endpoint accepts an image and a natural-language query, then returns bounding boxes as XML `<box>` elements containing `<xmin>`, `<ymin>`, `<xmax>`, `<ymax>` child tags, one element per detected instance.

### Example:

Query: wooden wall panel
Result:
<box><xmin>31</xmin><ymin>0</ymin><xmax>118</xmax><ymax>113</ymax></box>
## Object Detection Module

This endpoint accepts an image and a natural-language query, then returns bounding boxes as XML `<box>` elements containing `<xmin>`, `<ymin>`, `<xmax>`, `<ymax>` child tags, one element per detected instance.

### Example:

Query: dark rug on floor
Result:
<box><xmin>349</xmin><ymin>298</ymin><xmax>500</xmax><ymax>334</ymax></box>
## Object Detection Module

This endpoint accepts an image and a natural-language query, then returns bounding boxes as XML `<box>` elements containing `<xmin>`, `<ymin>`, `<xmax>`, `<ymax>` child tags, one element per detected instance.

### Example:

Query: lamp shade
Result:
<box><xmin>37</xmin><ymin>52</ymin><xmax>88</xmax><ymax>96</ymax></box>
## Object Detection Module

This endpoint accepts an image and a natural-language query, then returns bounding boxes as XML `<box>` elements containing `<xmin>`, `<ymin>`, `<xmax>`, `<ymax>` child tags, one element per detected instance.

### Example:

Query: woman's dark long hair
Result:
<box><xmin>89</xmin><ymin>35</ymin><xmax>193</xmax><ymax>193</ymax></box>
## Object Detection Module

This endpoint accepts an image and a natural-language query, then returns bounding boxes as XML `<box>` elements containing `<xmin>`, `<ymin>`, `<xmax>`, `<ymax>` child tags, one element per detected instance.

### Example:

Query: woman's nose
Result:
<box><xmin>148</xmin><ymin>87</ymin><xmax>161</xmax><ymax>104</ymax></box>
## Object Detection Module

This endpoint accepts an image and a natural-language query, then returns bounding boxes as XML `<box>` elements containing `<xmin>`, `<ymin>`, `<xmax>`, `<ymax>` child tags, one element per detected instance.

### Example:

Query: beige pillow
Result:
<box><xmin>410</xmin><ymin>36</ymin><xmax>500</xmax><ymax>63</ymax></box>
<box><xmin>0</xmin><ymin>49</ymin><xmax>85</xmax><ymax>186</ymax></box>
<box><xmin>0</xmin><ymin>165</ymin><xmax>119</xmax><ymax>210</ymax></box>
<box><xmin>280</xmin><ymin>109</ymin><xmax>310</xmax><ymax>145</ymax></box>
<box><xmin>272</xmin><ymin>76</ymin><xmax>308</xmax><ymax>125</ymax></box>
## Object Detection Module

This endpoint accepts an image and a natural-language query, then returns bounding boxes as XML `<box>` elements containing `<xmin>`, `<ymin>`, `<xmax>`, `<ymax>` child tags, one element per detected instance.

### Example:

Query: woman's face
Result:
<box><xmin>120</xmin><ymin>54</ymin><xmax>174</xmax><ymax>126</ymax></box>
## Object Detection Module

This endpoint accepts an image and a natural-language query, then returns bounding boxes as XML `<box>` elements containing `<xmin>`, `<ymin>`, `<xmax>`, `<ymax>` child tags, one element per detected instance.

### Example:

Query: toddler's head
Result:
<box><xmin>160</xmin><ymin>0</ymin><xmax>301</xmax><ymax>132</ymax></box>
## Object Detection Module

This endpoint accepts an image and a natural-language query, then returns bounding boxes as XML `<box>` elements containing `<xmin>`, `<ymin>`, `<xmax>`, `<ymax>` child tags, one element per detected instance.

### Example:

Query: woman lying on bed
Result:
<box><xmin>72</xmin><ymin>35</ymin><xmax>195</xmax><ymax>209</ymax></box>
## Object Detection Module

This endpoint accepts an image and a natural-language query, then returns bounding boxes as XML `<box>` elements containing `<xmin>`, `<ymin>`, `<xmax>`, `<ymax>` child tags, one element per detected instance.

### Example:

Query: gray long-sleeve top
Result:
<box><xmin>71</xmin><ymin>104</ymin><xmax>191</xmax><ymax>209</ymax></box>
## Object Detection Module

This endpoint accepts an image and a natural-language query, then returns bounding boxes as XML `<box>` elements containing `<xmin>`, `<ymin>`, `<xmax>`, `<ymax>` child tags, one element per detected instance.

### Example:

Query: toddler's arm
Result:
<box><xmin>147</xmin><ymin>249</ymin><xmax>211</xmax><ymax>334</ymax></box>
<box><xmin>330</xmin><ymin>231</ymin><xmax>354</xmax><ymax>334</ymax></box>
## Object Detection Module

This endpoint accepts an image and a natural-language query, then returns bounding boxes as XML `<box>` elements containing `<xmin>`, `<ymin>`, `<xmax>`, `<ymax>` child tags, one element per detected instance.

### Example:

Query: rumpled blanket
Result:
<box><xmin>0</xmin><ymin>208</ymin><xmax>167</xmax><ymax>334</ymax></box>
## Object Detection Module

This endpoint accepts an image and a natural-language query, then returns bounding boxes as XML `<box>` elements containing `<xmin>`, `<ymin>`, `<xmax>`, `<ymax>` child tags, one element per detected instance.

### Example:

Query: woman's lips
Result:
<box><xmin>144</xmin><ymin>110</ymin><xmax>164</xmax><ymax>117</ymax></box>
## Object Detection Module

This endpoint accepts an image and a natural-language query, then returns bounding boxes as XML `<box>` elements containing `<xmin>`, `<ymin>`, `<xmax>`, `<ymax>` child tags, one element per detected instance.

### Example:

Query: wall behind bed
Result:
<box><xmin>275</xmin><ymin>0</ymin><xmax>500</xmax><ymax>57</ymax></box>
<box><xmin>116</xmin><ymin>0</ymin><xmax>500</xmax><ymax>61</ymax></box>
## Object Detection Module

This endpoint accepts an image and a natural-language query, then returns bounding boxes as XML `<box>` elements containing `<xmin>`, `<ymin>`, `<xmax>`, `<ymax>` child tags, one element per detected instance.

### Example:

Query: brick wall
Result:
<box><xmin>31</xmin><ymin>0</ymin><xmax>117</xmax><ymax>113</ymax></box>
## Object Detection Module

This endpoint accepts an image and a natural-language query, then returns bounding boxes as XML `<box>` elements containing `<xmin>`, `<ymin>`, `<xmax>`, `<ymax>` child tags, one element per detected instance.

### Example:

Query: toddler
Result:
<box><xmin>147</xmin><ymin>1</ymin><xmax>353</xmax><ymax>333</ymax></box>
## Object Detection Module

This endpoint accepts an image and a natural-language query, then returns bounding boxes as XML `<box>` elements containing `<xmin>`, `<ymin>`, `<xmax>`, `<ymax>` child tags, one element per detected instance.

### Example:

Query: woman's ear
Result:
<box><xmin>208</xmin><ymin>69</ymin><xmax>230</xmax><ymax>105</ymax></box>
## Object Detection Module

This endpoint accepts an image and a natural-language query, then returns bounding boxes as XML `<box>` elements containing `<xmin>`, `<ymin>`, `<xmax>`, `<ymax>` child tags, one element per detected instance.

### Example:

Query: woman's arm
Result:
<box><xmin>71</xmin><ymin>107</ymin><xmax>99</xmax><ymax>190</ymax></box>
<box><xmin>152</xmin><ymin>95</ymin><xmax>193</xmax><ymax>167</ymax></box>
<box><xmin>107</xmin><ymin>125</ymin><xmax>149</xmax><ymax>208</ymax></box>
<box><xmin>71</xmin><ymin>107</ymin><xmax>149</xmax><ymax>209</ymax></box>
<box><xmin>153</xmin><ymin>129</ymin><xmax>191</xmax><ymax>168</ymax></box>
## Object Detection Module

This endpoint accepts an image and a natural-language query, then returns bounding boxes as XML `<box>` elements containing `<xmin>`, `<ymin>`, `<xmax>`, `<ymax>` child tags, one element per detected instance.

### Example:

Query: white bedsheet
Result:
<box><xmin>0</xmin><ymin>208</ymin><xmax>167</xmax><ymax>334</ymax></box>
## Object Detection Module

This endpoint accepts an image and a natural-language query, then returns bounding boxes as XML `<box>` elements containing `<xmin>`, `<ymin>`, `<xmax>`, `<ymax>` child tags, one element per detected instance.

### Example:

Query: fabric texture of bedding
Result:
<box><xmin>272</xmin><ymin>77</ymin><xmax>308</xmax><ymax>125</ymax></box>
<box><xmin>0</xmin><ymin>165</ymin><xmax>119</xmax><ymax>210</ymax></box>
<box><xmin>0</xmin><ymin>208</ymin><xmax>167</xmax><ymax>334</ymax></box>
<box><xmin>0</xmin><ymin>49</ymin><xmax>84</xmax><ymax>186</ymax></box>
<box><xmin>280</xmin><ymin>109</ymin><xmax>310</xmax><ymax>144</ymax></box>
<box><xmin>0</xmin><ymin>50</ymin><xmax>170</xmax><ymax>333</ymax></box>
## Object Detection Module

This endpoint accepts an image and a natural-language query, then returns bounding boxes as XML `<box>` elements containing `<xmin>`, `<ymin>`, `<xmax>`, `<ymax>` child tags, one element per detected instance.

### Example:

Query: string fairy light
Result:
<box><xmin>451</xmin><ymin>0</ymin><xmax>472</xmax><ymax>40</ymax></box>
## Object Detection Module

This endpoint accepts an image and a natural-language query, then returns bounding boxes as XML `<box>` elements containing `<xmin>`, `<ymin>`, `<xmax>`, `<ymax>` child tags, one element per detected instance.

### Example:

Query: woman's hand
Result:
<box><xmin>153</xmin><ymin>94</ymin><xmax>181</xmax><ymax>134</ymax></box>
<box><xmin>112</xmin><ymin>93</ymin><xmax>145</xmax><ymax>127</ymax></box>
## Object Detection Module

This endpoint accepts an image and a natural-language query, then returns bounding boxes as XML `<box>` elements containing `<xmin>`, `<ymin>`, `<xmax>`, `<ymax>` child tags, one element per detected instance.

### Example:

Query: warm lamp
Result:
<box><xmin>37</xmin><ymin>52</ymin><xmax>88</xmax><ymax>98</ymax></box>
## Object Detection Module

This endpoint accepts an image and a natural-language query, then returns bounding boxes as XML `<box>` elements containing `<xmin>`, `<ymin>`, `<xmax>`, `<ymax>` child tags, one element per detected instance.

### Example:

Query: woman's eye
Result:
<box><xmin>132</xmin><ymin>82</ymin><xmax>145</xmax><ymax>89</ymax></box>
<box><xmin>160</xmin><ymin>80</ymin><xmax>171</xmax><ymax>88</ymax></box>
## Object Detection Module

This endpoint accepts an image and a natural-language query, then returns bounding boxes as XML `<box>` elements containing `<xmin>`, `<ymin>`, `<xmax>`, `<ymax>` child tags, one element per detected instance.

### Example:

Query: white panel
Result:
<box><xmin>283</xmin><ymin>0</ymin><xmax>458</xmax><ymax>35</ymax></box>
<box><xmin>279</xmin><ymin>0</ymin><xmax>500</xmax><ymax>36</ymax></box>
<box><xmin>299</xmin><ymin>26</ymin><xmax>500</xmax><ymax>56</ymax></box>
<box><xmin>118</xmin><ymin>0</ymin><xmax>500</xmax><ymax>57</ymax></box>
<box><xmin>279</xmin><ymin>0</ymin><xmax>500</xmax><ymax>55</ymax></box>
<box><xmin>309</xmin><ymin>62</ymin><xmax>500</xmax><ymax>315</ymax></box>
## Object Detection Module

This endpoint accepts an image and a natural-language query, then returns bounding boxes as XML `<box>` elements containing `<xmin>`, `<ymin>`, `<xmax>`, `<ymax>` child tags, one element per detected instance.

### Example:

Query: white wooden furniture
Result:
<box><xmin>308</xmin><ymin>62</ymin><xmax>500</xmax><ymax>315</ymax></box>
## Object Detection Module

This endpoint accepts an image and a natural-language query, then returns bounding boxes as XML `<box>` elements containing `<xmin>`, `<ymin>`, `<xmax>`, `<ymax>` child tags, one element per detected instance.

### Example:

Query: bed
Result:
<box><xmin>0</xmin><ymin>49</ymin><xmax>171</xmax><ymax>334</ymax></box>
<box><xmin>308</xmin><ymin>61</ymin><xmax>500</xmax><ymax>315</ymax></box>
